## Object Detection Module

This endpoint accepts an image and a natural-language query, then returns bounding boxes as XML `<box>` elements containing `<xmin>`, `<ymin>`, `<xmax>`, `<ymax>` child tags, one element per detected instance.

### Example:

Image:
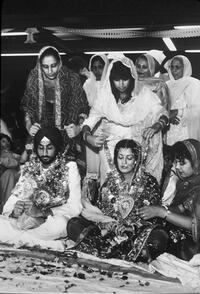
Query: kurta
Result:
<box><xmin>0</xmin><ymin>154</ymin><xmax>82</xmax><ymax>252</ymax></box>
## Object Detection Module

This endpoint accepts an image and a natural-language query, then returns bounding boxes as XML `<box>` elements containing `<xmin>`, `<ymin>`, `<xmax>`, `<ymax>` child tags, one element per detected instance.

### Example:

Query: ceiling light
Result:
<box><xmin>1</xmin><ymin>32</ymin><xmax>28</xmax><ymax>36</ymax></box>
<box><xmin>84</xmin><ymin>50</ymin><xmax>148</xmax><ymax>54</ymax></box>
<box><xmin>162</xmin><ymin>38</ymin><xmax>177</xmax><ymax>51</ymax></box>
<box><xmin>1</xmin><ymin>53</ymin><xmax>66</xmax><ymax>57</ymax></box>
<box><xmin>174</xmin><ymin>25</ymin><xmax>200</xmax><ymax>29</ymax></box>
<box><xmin>185</xmin><ymin>50</ymin><xmax>200</xmax><ymax>53</ymax></box>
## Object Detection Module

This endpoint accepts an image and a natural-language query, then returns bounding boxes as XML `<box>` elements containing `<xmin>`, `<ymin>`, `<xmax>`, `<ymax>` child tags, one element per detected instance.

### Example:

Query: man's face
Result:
<box><xmin>37</xmin><ymin>137</ymin><xmax>56</xmax><ymax>167</ymax></box>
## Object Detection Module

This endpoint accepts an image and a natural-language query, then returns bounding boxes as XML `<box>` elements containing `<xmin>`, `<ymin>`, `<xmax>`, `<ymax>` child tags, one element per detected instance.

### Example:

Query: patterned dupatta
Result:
<box><xmin>171</xmin><ymin>139</ymin><xmax>200</xmax><ymax>208</ymax></box>
<box><xmin>101</xmin><ymin>139</ymin><xmax>149</xmax><ymax>221</ymax></box>
<box><xmin>37</xmin><ymin>46</ymin><xmax>62</xmax><ymax>129</ymax></box>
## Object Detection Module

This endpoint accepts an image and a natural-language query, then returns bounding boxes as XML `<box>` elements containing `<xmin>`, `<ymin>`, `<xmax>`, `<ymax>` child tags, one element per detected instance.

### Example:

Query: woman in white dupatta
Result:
<box><xmin>82</xmin><ymin>54</ymin><xmax>169</xmax><ymax>185</ymax></box>
<box><xmin>165</xmin><ymin>55</ymin><xmax>200</xmax><ymax>145</ymax></box>
<box><xmin>83</xmin><ymin>54</ymin><xmax>109</xmax><ymax>179</ymax></box>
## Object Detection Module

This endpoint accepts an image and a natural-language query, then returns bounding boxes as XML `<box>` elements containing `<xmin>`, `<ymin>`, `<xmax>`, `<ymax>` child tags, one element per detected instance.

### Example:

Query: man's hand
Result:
<box><xmin>24</xmin><ymin>200</ymin><xmax>44</xmax><ymax>218</ymax></box>
<box><xmin>29</xmin><ymin>123</ymin><xmax>41</xmax><ymax>137</ymax></box>
<box><xmin>12</xmin><ymin>201</ymin><xmax>25</xmax><ymax>218</ymax></box>
<box><xmin>65</xmin><ymin>124</ymin><xmax>81</xmax><ymax>138</ymax></box>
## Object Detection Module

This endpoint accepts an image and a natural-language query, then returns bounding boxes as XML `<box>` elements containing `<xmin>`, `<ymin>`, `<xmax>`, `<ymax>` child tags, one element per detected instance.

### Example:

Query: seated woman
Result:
<box><xmin>68</xmin><ymin>139</ymin><xmax>168</xmax><ymax>262</ymax></box>
<box><xmin>0</xmin><ymin>133</ymin><xmax>21</xmax><ymax>212</ymax></box>
<box><xmin>82</xmin><ymin>54</ymin><xmax>169</xmax><ymax>185</ymax></box>
<box><xmin>138</xmin><ymin>138</ymin><xmax>200</xmax><ymax>261</ymax></box>
<box><xmin>0</xmin><ymin>127</ymin><xmax>82</xmax><ymax>251</ymax></box>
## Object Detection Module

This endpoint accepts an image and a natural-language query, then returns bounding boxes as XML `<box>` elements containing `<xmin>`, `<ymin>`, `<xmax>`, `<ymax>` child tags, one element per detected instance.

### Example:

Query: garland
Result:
<box><xmin>21</xmin><ymin>152</ymin><xmax>69</xmax><ymax>209</ymax></box>
<box><xmin>98</xmin><ymin>140</ymin><xmax>151</xmax><ymax>222</ymax></box>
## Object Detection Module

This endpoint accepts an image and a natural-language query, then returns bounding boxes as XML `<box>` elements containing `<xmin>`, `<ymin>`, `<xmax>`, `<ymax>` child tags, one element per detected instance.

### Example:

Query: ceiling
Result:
<box><xmin>1</xmin><ymin>0</ymin><xmax>200</xmax><ymax>55</ymax></box>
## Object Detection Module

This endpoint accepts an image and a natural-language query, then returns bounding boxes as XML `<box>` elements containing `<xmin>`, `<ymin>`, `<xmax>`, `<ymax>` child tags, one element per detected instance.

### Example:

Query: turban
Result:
<box><xmin>33</xmin><ymin>127</ymin><xmax>63</xmax><ymax>153</ymax></box>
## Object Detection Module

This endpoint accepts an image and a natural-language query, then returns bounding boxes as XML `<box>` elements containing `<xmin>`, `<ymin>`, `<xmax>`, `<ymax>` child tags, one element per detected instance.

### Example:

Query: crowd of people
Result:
<box><xmin>0</xmin><ymin>47</ymin><xmax>200</xmax><ymax>266</ymax></box>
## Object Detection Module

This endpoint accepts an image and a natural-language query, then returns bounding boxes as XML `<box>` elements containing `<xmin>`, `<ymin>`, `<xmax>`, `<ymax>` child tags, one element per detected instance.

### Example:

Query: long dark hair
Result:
<box><xmin>114</xmin><ymin>139</ymin><xmax>140</xmax><ymax>174</ymax></box>
<box><xmin>110</xmin><ymin>61</ymin><xmax>135</xmax><ymax>103</ymax></box>
<box><xmin>173</xmin><ymin>141</ymin><xmax>193</xmax><ymax>166</ymax></box>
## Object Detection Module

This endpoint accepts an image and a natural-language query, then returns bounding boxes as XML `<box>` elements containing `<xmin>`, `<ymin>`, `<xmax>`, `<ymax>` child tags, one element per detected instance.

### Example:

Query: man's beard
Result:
<box><xmin>38</xmin><ymin>155</ymin><xmax>56</xmax><ymax>166</ymax></box>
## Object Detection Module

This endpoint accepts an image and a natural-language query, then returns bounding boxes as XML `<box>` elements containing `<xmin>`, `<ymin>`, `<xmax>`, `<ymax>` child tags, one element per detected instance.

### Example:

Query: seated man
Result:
<box><xmin>0</xmin><ymin>127</ymin><xmax>82</xmax><ymax>251</ymax></box>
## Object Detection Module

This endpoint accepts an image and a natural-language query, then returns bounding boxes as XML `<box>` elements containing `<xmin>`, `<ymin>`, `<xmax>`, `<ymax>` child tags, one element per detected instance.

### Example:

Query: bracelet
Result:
<box><xmin>83</xmin><ymin>131</ymin><xmax>91</xmax><ymax>141</ymax></box>
<box><xmin>158</xmin><ymin>115</ymin><xmax>169</xmax><ymax>128</ymax></box>
<box><xmin>162</xmin><ymin>206</ymin><xmax>171</xmax><ymax>220</ymax></box>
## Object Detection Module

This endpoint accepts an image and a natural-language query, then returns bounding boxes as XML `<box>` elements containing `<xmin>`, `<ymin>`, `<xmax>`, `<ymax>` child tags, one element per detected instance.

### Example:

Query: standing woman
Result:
<box><xmin>135</xmin><ymin>51</ymin><xmax>170</xmax><ymax>112</ymax></box>
<box><xmin>164</xmin><ymin>55</ymin><xmax>200</xmax><ymax>145</ymax></box>
<box><xmin>83</xmin><ymin>54</ymin><xmax>109</xmax><ymax>107</ymax></box>
<box><xmin>83</xmin><ymin>54</ymin><xmax>109</xmax><ymax>180</ymax></box>
<box><xmin>21</xmin><ymin>46</ymin><xmax>89</xmax><ymax>144</ymax></box>
<box><xmin>82</xmin><ymin>55</ymin><xmax>169</xmax><ymax>184</ymax></box>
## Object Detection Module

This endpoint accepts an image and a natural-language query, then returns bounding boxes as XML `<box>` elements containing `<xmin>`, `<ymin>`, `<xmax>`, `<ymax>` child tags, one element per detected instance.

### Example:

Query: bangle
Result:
<box><xmin>162</xmin><ymin>206</ymin><xmax>171</xmax><ymax>220</ymax></box>
<box><xmin>83</xmin><ymin>131</ymin><xmax>91</xmax><ymax>141</ymax></box>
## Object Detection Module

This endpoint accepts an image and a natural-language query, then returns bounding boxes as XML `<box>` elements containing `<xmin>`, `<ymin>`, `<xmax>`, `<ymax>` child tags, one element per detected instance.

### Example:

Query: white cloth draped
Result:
<box><xmin>165</xmin><ymin>55</ymin><xmax>200</xmax><ymax>145</ymax></box>
<box><xmin>84</xmin><ymin>56</ymin><xmax>168</xmax><ymax>184</ymax></box>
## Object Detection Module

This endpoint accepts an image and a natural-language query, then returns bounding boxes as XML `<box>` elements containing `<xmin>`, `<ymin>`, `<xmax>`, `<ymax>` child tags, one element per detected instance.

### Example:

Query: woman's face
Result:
<box><xmin>136</xmin><ymin>57</ymin><xmax>151</xmax><ymax>79</ymax></box>
<box><xmin>91</xmin><ymin>60</ymin><xmax>104</xmax><ymax>81</ymax></box>
<box><xmin>41</xmin><ymin>55</ymin><xmax>60</xmax><ymax>80</ymax></box>
<box><xmin>175</xmin><ymin>158</ymin><xmax>194</xmax><ymax>178</ymax></box>
<box><xmin>113</xmin><ymin>79</ymin><xmax>130</xmax><ymax>93</ymax></box>
<box><xmin>170</xmin><ymin>58</ymin><xmax>184</xmax><ymax>80</ymax></box>
<box><xmin>0</xmin><ymin>137</ymin><xmax>11</xmax><ymax>150</ymax></box>
<box><xmin>117</xmin><ymin>147</ymin><xmax>135</xmax><ymax>175</ymax></box>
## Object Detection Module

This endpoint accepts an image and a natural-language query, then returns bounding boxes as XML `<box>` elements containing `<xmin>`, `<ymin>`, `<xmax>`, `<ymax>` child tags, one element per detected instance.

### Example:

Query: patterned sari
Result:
<box><xmin>21</xmin><ymin>46</ymin><xmax>89</xmax><ymax>141</ymax></box>
<box><xmin>165</xmin><ymin>139</ymin><xmax>200</xmax><ymax>260</ymax></box>
<box><xmin>76</xmin><ymin>140</ymin><xmax>163</xmax><ymax>262</ymax></box>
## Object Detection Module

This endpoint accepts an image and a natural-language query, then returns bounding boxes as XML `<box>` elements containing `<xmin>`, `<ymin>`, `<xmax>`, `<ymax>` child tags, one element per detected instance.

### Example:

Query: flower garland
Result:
<box><xmin>98</xmin><ymin>140</ymin><xmax>155</xmax><ymax>223</ymax></box>
<box><xmin>21</xmin><ymin>152</ymin><xmax>69</xmax><ymax>209</ymax></box>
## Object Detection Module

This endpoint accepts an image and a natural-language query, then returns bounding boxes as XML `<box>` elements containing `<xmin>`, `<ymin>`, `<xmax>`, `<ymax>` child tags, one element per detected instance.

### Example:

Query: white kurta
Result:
<box><xmin>0</xmin><ymin>161</ymin><xmax>82</xmax><ymax>251</ymax></box>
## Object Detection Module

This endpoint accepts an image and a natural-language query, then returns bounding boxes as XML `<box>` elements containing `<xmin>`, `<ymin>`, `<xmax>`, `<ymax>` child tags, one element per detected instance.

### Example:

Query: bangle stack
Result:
<box><xmin>158</xmin><ymin>117</ymin><xmax>168</xmax><ymax>129</ymax></box>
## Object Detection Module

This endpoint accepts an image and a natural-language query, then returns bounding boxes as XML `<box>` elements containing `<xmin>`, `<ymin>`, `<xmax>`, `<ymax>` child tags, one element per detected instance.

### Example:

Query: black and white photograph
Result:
<box><xmin>1</xmin><ymin>0</ymin><xmax>200</xmax><ymax>292</ymax></box>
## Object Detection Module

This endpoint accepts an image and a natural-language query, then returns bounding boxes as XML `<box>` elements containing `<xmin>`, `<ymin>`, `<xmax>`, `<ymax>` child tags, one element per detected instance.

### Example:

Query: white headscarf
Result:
<box><xmin>92</xmin><ymin>54</ymin><xmax>166</xmax><ymax>126</ymax></box>
<box><xmin>164</xmin><ymin>55</ymin><xmax>192</xmax><ymax>80</ymax></box>
<box><xmin>165</xmin><ymin>55</ymin><xmax>200</xmax><ymax>141</ymax></box>
<box><xmin>88</xmin><ymin>53</ymin><xmax>109</xmax><ymax>84</ymax></box>
<box><xmin>84</xmin><ymin>54</ymin><xmax>109</xmax><ymax>107</ymax></box>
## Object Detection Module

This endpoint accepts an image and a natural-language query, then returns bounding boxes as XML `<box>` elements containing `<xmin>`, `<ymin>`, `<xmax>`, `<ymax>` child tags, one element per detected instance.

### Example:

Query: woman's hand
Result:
<box><xmin>29</xmin><ymin>123</ymin><xmax>41</xmax><ymax>137</ymax></box>
<box><xmin>12</xmin><ymin>201</ymin><xmax>25</xmax><ymax>218</ymax></box>
<box><xmin>143</xmin><ymin>122</ymin><xmax>161</xmax><ymax>141</ymax></box>
<box><xmin>65</xmin><ymin>124</ymin><xmax>81</xmax><ymax>138</ymax></box>
<box><xmin>169</xmin><ymin>109</ymin><xmax>180</xmax><ymax>125</ymax></box>
<box><xmin>86</xmin><ymin>134</ymin><xmax>105</xmax><ymax>148</ymax></box>
<box><xmin>137</xmin><ymin>205</ymin><xmax>166</xmax><ymax>220</ymax></box>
